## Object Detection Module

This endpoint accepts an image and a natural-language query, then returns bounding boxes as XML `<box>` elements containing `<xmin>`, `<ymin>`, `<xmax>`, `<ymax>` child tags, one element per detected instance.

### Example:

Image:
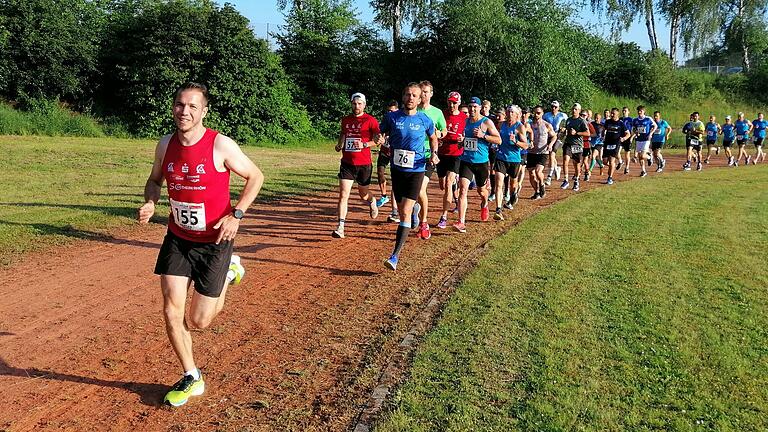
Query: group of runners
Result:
<box><xmin>330</xmin><ymin>82</ymin><xmax>768</xmax><ymax>271</ymax></box>
<box><xmin>135</xmin><ymin>81</ymin><xmax>765</xmax><ymax>408</ymax></box>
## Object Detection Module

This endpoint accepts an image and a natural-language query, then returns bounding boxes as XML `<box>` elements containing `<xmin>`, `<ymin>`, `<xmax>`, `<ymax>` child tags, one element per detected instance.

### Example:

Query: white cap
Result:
<box><xmin>551</xmin><ymin>100</ymin><xmax>560</xmax><ymax>107</ymax></box>
<box><xmin>351</xmin><ymin>92</ymin><xmax>366</xmax><ymax>103</ymax></box>
<box><xmin>725</xmin><ymin>115</ymin><xmax>731</xmax><ymax>120</ymax></box>
<box><xmin>572</xmin><ymin>102</ymin><xmax>582</xmax><ymax>110</ymax></box>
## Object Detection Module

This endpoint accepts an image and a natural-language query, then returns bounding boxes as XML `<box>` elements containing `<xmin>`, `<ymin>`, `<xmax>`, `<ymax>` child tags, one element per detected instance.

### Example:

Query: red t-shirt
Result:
<box><xmin>440</xmin><ymin>111</ymin><xmax>468</xmax><ymax>156</ymax></box>
<box><xmin>584</xmin><ymin>122</ymin><xmax>595</xmax><ymax>149</ymax></box>
<box><xmin>162</xmin><ymin>128</ymin><xmax>232</xmax><ymax>243</ymax></box>
<box><xmin>340</xmin><ymin>113</ymin><xmax>380</xmax><ymax>165</ymax></box>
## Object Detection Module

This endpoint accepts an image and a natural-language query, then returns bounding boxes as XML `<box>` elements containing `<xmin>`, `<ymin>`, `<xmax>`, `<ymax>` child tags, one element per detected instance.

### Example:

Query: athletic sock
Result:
<box><xmin>392</xmin><ymin>222</ymin><xmax>411</xmax><ymax>257</ymax></box>
<box><xmin>185</xmin><ymin>368</ymin><xmax>201</xmax><ymax>380</ymax></box>
<box><xmin>338</xmin><ymin>218</ymin><xmax>345</xmax><ymax>228</ymax></box>
<box><xmin>589</xmin><ymin>159</ymin><xmax>596</xmax><ymax>170</ymax></box>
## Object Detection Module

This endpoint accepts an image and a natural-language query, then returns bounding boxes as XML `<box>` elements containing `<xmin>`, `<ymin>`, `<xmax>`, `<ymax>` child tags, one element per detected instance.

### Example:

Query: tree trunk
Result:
<box><xmin>392</xmin><ymin>0</ymin><xmax>402</xmax><ymax>53</ymax></box>
<box><xmin>645</xmin><ymin>0</ymin><xmax>659</xmax><ymax>51</ymax></box>
<box><xmin>737</xmin><ymin>0</ymin><xmax>750</xmax><ymax>71</ymax></box>
<box><xmin>669</xmin><ymin>14</ymin><xmax>679</xmax><ymax>63</ymax></box>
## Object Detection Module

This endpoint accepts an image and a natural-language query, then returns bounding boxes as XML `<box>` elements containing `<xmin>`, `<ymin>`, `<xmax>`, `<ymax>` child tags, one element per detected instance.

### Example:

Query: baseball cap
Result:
<box><xmin>447</xmin><ymin>91</ymin><xmax>461</xmax><ymax>103</ymax></box>
<box><xmin>725</xmin><ymin>115</ymin><xmax>732</xmax><ymax>120</ymax></box>
<box><xmin>572</xmin><ymin>102</ymin><xmax>582</xmax><ymax>110</ymax></box>
<box><xmin>551</xmin><ymin>100</ymin><xmax>560</xmax><ymax>107</ymax></box>
<box><xmin>350</xmin><ymin>92</ymin><xmax>366</xmax><ymax>103</ymax></box>
<box><xmin>469</xmin><ymin>96</ymin><xmax>482</xmax><ymax>106</ymax></box>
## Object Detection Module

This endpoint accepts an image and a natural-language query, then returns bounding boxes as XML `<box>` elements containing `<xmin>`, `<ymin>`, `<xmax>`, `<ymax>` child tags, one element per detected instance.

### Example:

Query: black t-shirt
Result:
<box><xmin>564</xmin><ymin>117</ymin><xmax>588</xmax><ymax>147</ymax></box>
<box><xmin>603</xmin><ymin>119</ymin><xmax>627</xmax><ymax>147</ymax></box>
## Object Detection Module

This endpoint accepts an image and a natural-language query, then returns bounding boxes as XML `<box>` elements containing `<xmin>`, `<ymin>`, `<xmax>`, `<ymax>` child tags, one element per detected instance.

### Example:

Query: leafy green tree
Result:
<box><xmin>0</xmin><ymin>0</ymin><xmax>104</xmax><ymax>106</ymax></box>
<box><xmin>369</xmin><ymin>0</ymin><xmax>427</xmax><ymax>53</ymax></box>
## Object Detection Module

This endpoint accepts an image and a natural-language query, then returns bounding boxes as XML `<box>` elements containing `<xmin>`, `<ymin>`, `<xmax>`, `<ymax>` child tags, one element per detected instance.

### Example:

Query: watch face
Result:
<box><xmin>233</xmin><ymin>209</ymin><xmax>244</xmax><ymax>219</ymax></box>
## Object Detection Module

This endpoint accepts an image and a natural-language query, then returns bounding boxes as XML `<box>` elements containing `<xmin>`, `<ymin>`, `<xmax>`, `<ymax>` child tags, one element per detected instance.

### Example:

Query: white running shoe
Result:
<box><xmin>227</xmin><ymin>255</ymin><xmax>245</xmax><ymax>284</ymax></box>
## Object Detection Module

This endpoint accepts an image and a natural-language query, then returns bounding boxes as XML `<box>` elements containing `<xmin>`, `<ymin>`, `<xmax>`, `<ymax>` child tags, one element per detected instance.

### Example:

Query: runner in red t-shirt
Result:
<box><xmin>138</xmin><ymin>82</ymin><xmax>264</xmax><ymax>407</ymax></box>
<box><xmin>332</xmin><ymin>93</ymin><xmax>381</xmax><ymax>239</ymax></box>
<box><xmin>436</xmin><ymin>91</ymin><xmax>467</xmax><ymax>229</ymax></box>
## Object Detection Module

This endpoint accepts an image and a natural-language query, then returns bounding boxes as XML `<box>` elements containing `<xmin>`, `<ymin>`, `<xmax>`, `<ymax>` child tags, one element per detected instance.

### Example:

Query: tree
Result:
<box><xmin>369</xmin><ymin>0</ymin><xmax>427</xmax><ymax>52</ymax></box>
<box><xmin>721</xmin><ymin>0</ymin><xmax>768</xmax><ymax>71</ymax></box>
<box><xmin>590</xmin><ymin>0</ymin><xmax>660</xmax><ymax>52</ymax></box>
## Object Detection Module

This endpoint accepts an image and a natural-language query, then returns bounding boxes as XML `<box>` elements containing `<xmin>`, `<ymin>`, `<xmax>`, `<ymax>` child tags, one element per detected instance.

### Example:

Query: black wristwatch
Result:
<box><xmin>232</xmin><ymin>208</ymin><xmax>245</xmax><ymax>220</ymax></box>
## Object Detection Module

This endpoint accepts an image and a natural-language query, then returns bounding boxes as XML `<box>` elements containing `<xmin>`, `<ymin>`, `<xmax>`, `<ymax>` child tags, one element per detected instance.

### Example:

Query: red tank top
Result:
<box><xmin>162</xmin><ymin>128</ymin><xmax>232</xmax><ymax>243</ymax></box>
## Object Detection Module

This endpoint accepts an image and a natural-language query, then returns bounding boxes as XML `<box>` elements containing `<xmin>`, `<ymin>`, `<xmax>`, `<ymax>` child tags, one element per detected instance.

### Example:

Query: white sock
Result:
<box><xmin>184</xmin><ymin>368</ymin><xmax>201</xmax><ymax>380</ymax></box>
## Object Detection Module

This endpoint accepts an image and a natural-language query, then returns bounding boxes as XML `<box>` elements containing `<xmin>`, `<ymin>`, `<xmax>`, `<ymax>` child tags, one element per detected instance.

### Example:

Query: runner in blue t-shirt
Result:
<box><xmin>651</xmin><ymin>111</ymin><xmax>671</xmax><ymax>172</ymax></box>
<box><xmin>493</xmin><ymin>105</ymin><xmax>528</xmax><ymax>220</ymax></box>
<box><xmin>455</xmin><ymin>96</ymin><xmax>501</xmax><ymax>233</ymax></box>
<box><xmin>752</xmin><ymin>112</ymin><xmax>766</xmax><ymax>163</ymax></box>
<box><xmin>378</xmin><ymin>83</ymin><xmax>438</xmax><ymax>271</ymax></box>
<box><xmin>542</xmin><ymin>101</ymin><xmax>568</xmax><ymax>185</ymax></box>
<box><xmin>734</xmin><ymin>112</ymin><xmax>753</xmax><ymax>166</ymax></box>
<box><xmin>721</xmin><ymin>115</ymin><xmax>737</xmax><ymax>166</ymax></box>
<box><xmin>618</xmin><ymin>106</ymin><xmax>634</xmax><ymax>172</ymax></box>
<box><xmin>704</xmin><ymin>115</ymin><xmax>722</xmax><ymax>164</ymax></box>
<box><xmin>630</xmin><ymin>105</ymin><xmax>657</xmax><ymax>177</ymax></box>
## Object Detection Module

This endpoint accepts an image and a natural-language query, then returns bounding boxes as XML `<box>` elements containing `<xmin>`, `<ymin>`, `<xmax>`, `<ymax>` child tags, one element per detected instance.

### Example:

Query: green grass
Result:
<box><xmin>0</xmin><ymin>102</ymin><xmax>107</xmax><ymax>137</ymax></box>
<box><xmin>585</xmin><ymin>90</ymin><xmax>767</xmax><ymax>148</ymax></box>
<box><xmin>375</xmin><ymin>165</ymin><xmax>768</xmax><ymax>431</ymax></box>
<box><xmin>0</xmin><ymin>135</ymin><xmax>339</xmax><ymax>266</ymax></box>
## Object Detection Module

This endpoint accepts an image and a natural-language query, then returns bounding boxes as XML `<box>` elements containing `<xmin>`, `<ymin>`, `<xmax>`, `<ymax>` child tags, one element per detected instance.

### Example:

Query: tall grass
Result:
<box><xmin>0</xmin><ymin>101</ymin><xmax>106</xmax><ymax>137</ymax></box>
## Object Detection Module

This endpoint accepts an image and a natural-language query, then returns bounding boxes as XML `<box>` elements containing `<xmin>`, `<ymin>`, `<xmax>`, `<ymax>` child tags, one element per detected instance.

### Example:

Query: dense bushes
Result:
<box><xmin>594</xmin><ymin>43</ymin><xmax>682</xmax><ymax>104</ymax></box>
<box><xmin>0</xmin><ymin>100</ymin><xmax>104</xmax><ymax>137</ymax></box>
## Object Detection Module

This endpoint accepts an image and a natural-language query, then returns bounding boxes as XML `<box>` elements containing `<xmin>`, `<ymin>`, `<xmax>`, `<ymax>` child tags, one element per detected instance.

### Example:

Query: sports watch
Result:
<box><xmin>232</xmin><ymin>208</ymin><xmax>245</xmax><ymax>220</ymax></box>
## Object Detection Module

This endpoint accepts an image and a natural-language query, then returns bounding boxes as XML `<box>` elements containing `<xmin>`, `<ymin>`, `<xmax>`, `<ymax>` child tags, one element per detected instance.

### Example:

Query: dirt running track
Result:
<box><xmin>0</xmin><ymin>154</ymin><xmax>729</xmax><ymax>431</ymax></box>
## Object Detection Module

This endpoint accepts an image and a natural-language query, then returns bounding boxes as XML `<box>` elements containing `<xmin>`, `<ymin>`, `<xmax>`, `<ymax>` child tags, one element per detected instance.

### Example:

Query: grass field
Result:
<box><xmin>375</xmin><ymin>165</ymin><xmax>768</xmax><ymax>431</ymax></box>
<box><xmin>0</xmin><ymin>135</ymin><xmax>338</xmax><ymax>266</ymax></box>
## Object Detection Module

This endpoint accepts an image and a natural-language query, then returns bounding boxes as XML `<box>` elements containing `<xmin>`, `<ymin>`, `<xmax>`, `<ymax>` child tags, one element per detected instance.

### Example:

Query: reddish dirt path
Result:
<box><xmin>0</xmin><ymin>154</ymin><xmax>730</xmax><ymax>431</ymax></box>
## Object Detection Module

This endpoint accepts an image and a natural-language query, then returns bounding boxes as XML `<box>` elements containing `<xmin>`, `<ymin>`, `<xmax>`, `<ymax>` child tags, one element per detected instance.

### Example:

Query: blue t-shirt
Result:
<box><xmin>381</xmin><ymin>110</ymin><xmax>435</xmax><ymax>173</ymax></box>
<box><xmin>652</xmin><ymin>119</ymin><xmax>670</xmax><ymax>143</ymax></box>
<box><xmin>735</xmin><ymin>120</ymin><xmax>750</xmax><ymax>139</ymax></box>
<box><xmin>753</xmin><ymin>119</ymin><xmax>767</xmax><ymax>139</ymax></box>
<box><xmin>620</xmin><ymin>117</ymin><xmax>634</xmax><ymax>136</ymax></box>
<box><xmin>705</xmin><ymin>122</ymin><xmax>720</xmax><ymax>142</ymax></box>
<box><xmin>632</xmin><ymin>116</ymin><xmax>655</xmax><ymax>141</ymax></box>
<box><xmin>542</xmin><ymin>111</ymin><xmax>568</xmax><ymax>133</ymax></box>
<box><xmin>460</xmin><ymin>116</ymin><xmax>491</xmax><ymax>164</ymax></box>
<box><xmin>498</xmin><ymin>121</ymin><xmax>523</xmax><ymax>163</ymax></box>
<box><xmin>721</xmin><ymin>123</ymin><xmax>736</xmax><ymax>142</ymax></box>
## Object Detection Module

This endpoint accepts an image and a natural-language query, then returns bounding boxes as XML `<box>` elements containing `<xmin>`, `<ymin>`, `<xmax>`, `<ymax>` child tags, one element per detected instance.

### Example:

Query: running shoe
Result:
<box><xmin>734</xmin><ymin>161</ymin><xmax>739</xmax><ymax>167</ymax></box>
<box><xmin>616</xmin><ymin>161</ymin><xmax>623</xmax><ymax>170</ymax></box>
<box><xmin>684</xmin><ymin>164</ymin><xmax>691</xmax><ymax>171</ymax></box>
<box><xmin>573</xmin><ymin>181</ymin><xmax>580</xmax><ymax>191</ymax></box>
<box><xmin>164</xmin><ymin>373</ymin><xmax>205</xmax><ymax>407</ymax></box>
<box><xmin>529</xmin><ymin>192</ymin><xmax>540</xmax><ymax>200</ymax></box>
<box><xmin>420</xmin><ymin>222</ymin><xmax>431</xmax><ymax>240</ymax></box>
<box><xmin>623</xmin><ymin>167</ymin><xmax>629</xmax><ymax>175</ymax></box>
<box><xmin>504</xmin><ymin>192</ymin><xmax>511</xmax><ymax>203</ymax></box>
<box><xmin>539</xmin><ymin>185</ymin><xmax>546</xmax><ymax>198</ymax></box>
<box><xmin>450</xmin><ymin>205</ymin><xmax>458</xmax><ymax>214</ymax></box>
<box><xmin>387</xmin><ymin>211</ymin><xmax>399</xmax><ymax>223</ymax></box>
<box><xmin>384</xmin><ymin>255</ymin><xmax>398</xmax><ymax>271</ymax></box>
<box><xmin>369</xmin><ymin>199</ymin><xmax>379</xmax><ymax>219</ymax></box>
<box><xmin>704</xmin><ymin>159</ymin><xmax>710</xmax><ymax>164</ymax></box>
<box><xmin>751</xmin><ymin>157</ymin><xmax>757</xmax><ymax>165</ymax></box>
<box><xmin>480</xmin><ymin>206</ymin><xmax>490</xmax><ymax>222</ymax></box>
<box><xmin>560</xmin><ymin>180</ymin><xmax>569</xmax><ymax>189</ymax></box>
<box><xmin>640</xmin><ymin>171</ymin><xmax>647</xmax><ymax>177</ymax></box>
<box><xmin>606</xmin><ymin>177</ymin><xmax>614</xmax><ymax>185</ymax></box>
<box><xmin>510</xmin><ymin>191</ymin><xmax>519</xmax><ymax>207</ymax></box>
<box><xmin>696</xmin><ymin>162</ymin><xmax>702</xmax><ymax>171</ymax></box>
<box><xmin>656</xmin><ymin>167</ymin><xmax>663</xmax><ymax>173</ymax></box>
<box><xmin>544</xmin><ymin>176</ymin><xmax>552</xmax><ymax>186</ymax></box>
<box><xmin>488</xmin><ymin>193</ymin><xmax>496</xmax><ymax>202</ymax></box>
<box><xmin>583</xmin><ymin>172</ymin><xmax>589</xmax><ymax>181</ymax></box>
<box><xmin>332</xmin><ymin>226</ymin><xmax>345</xmax><ymax>238</ymax></box>
<box><xmin>453</xmin><ymin>221</ymin><xmax>467</xmax><ymax>233</ymax></box>
<box><xmin>504</xmin><ymin>201</ymin><xmax>513</xmax><ymax>210</ymax></box>
<box><xmin>660</xmin><ymin>159</ymin><xmax>666</xmax><ymax>170</ymax></box>
<box><xmin>227</xmin><ymin>255</ymin><xmax>245</xmax><ymax>285</ymax></box>
<box><xmin>376</xmin><ymin>195</ymin><xmax>390</xmax><ymax>208</ymax></box>
<box><xmin>437</xmin><ymin>216</ymin><xmax>447</xmax><ymax>229</ymax></box>
<box><xmin>412</xmin><ymin>203</ymin><xmax>421</xmax><ymax>228</ymax></box>
<box><xmin>555</xmin><ymin>166</ymin><xmax>562</xmax><ymax>180</ymax></box>
<box><xmin>493</xmin><ymin>208</ymin><xmax>504</xmax><ymax>221</ymax></box>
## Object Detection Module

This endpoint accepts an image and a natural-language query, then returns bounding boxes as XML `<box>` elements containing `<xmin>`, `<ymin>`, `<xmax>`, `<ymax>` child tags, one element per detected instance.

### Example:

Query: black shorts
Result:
<box><xmin>621</xmin><ymin>140</ymin><xmax>631</xmax><ymax>152</ymax></box>
<box><xmin>377</xmin><ymin>152</ymin><xmax>391</xmax><ymax>168</ymax></box>
<box><xmin>526</xmin><ymin>153</ymin><xmax>547</xmax><ymax>169</ymax></box>
<box><xmin>154</xmin><ymin>230</ymin><xmax>234</xmax><ymax>298</ymax></box>
<box><xmin>459</xmin><ymin>160</ymin><xmax>490</xmax><ymax>187</ymax></box>
<box><xmin>706</xmin><ymin>140</ymin><xmax>717</xmax><ymax>147</ymax></box>
<box><xmin>436</xmin><ymin>154</ymin><xmax>461</xmax><ymax>177</ymax></box>
<box><xmin>737</xmin><ymin>139</ymin><xmax>748</xmax><ymax>146</ymax></box>
<box><xmin>520</xmin><ymin>153</ymin><xmax>528</xmax><ymax>165</ymax></box>
<box><xmin>493</xmin><ymin>159</ymin><xmax>520</xmax><ymax>176</ymax></box>
<box><xmin>338</xmin><ymin>162</ymin><xmax>372</xmax><ymax>186</ymax></box>
<box><xmin>755</xmin><ymin>138</ymin><xmax>765</xmax><ymax>147</ymax></box>
<box><xmin>489</xmin><ymin>148</ymin><xmax>498</xmax><ymax>167</ymax></box>
<box><xmin>582</xmin><ymin>148</ymin><xmax>591</xmax><ymax>157</ymax></box>
<box><xmin>691</xmin><ymin>145</ymin><xmax>702</xmax><ymax>153</ymax></box>
<box><xmin>565</xmin><ymin>145</ymin><xmax>583</xmax><ymax>162</ymax></box>
<box><xmin>723</xmin><ymin>141</ymin><xmax>733</xmax><ymax>148</ymax></box>
<box><xmin>390</xmin><ymin>168</ymin><xmax>425</xmax><ymax>202</ymax></box>
<box><xmin>424</xmin><ymin>161</ymin><xmax>436</xmax><ymax>180</ymax></box>
<box><xmin>651</xmin><ymin>141</ymin><xmax>664</xmax><ymax>150</ymax></box>
<box><xmin>603</xmin><ymin>145</ymin><xmax>619</xmax><ymax>159</ymax></box>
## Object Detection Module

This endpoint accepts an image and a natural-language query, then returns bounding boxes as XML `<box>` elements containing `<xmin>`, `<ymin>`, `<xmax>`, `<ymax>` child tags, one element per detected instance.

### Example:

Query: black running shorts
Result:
<box><xmin>706</xmin><ymin>140</ymin><xmax>717</xmax><ymax>147</ymax></box>
<box><xmin>424</xmin><ymin>161</ymin><xmax>436</xmax><ymax>180</ymax></box>
<box><xmin>390</xmin><ymin>168</ymin><xmax>425</xmax><ymax>202</ymax></box>
<box><xmin>436</xmin><ymin>154</ymin><xmax>461</xmax><ymax>178</ymax></box>
<box><xmin>651</xmin><ymin>141</ymin><xmax>664</xmax><ymax>150</ymax></box>
<box><xmin>459</xmin><ymin>160</ymin><xmax>490</xmax><ymax>187</ymax></box>
<box><xmin>154</xmin><ymin>230</ymin><xmax>234</xmax><ymax>298</ymax></box>
<box><xmin>755</xmin><ymin>138</ymin><xmax>765</xmax><ymax>147</ymax></box>
<box><xmin>338</xmin><ymin>162</ymin><xmax>372</xmax><ymax>186</ymax></box>
<box><xmin>722</xmin><ymin>140</ymin><xmax>733</xmax><ymax>148</ymax></box>
<box><xmin>377</xmin><ymin>152</ymin><xmax>391</xmax><ymax>168</ymax></box>
<box><xmin>493</xmin><ymin>159</ymin><xmax>520</xmax><ymax>176</ymax></box>
<box><xmin>621</xmin><ymin>140</ymin><xmax>631</xmax><ymax>152</ymax></box>
<box><xmin>526</xmin><ymin>153</ymin><xmax>547</xmax><ymax>169</ymax></box>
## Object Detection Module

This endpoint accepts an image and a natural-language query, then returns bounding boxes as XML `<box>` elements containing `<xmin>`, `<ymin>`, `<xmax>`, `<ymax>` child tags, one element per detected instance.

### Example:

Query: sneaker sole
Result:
<box><xmin>165</xmin><ymin>382</ymin><xmax>205</xmax><ymax>407</ymax></box>
<box><xmin>384</xmin><ymin>260</ymin><xmax>397</xmax><ymax>271</ymax></box>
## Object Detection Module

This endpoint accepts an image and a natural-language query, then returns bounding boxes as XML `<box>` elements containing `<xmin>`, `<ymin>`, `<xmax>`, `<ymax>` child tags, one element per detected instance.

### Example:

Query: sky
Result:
<box><xmin>231</xmin><ymin>0</ymin><xmax>682</xmax><ymax>62</ymax></box>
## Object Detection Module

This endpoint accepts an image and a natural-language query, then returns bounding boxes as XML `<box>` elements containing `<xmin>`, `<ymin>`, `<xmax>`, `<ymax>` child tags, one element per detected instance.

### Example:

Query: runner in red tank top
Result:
<box><xmin>332</xmin><ymin>93</ymin><xmax>381</xmax><ymax>239</ymax></box>
<box><xmin>137</xmin><ymin>82</ymin><xmax>264</xmax><ymax>407</ymax></box>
